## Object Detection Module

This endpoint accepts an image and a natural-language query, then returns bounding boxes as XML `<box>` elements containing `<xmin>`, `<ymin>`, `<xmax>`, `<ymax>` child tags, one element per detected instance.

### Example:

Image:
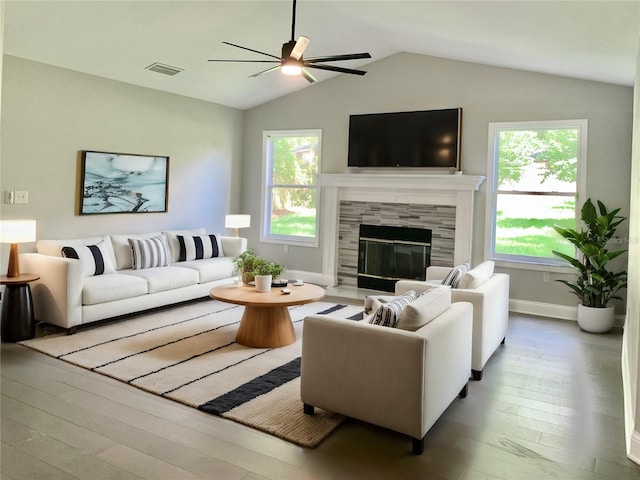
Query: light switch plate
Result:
<box><xmin>14</xmin><ymin>191</ymin><xmax>28</xmax><ymax>204</ymax></box>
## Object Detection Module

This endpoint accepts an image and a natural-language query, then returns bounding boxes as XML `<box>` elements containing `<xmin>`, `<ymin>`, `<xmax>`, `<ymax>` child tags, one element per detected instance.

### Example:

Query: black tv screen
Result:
<box><xmin>347</xmin><ymin>108</ymin><xmax>462</xmax><ymax>169</ymax></box>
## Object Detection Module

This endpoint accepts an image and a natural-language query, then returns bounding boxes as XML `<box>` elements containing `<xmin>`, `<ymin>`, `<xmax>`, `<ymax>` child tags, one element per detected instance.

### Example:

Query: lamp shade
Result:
<box><xmin>225</xmin><ymin>215</ymin><xmax>251</xmax><ymax>229</ymax></box>
<box><xmin>1</xmin><ymin>219</ymin><xmax>36</xmax><ymax>277</ymax></box>
<box><xmin>0</xmin><ymin>219</ymin><xmax>36</xmax><ymax>244</ymax></box>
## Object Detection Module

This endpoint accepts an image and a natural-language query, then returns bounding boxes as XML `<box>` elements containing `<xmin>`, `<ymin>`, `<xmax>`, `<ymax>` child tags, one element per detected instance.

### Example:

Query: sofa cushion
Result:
<box><xmin>396</xmin><ymin>286</ymin><xmax>451</xmax><ymax>331</ymax></box>
<box><xmin>61</xmin><ymin>241</ymin><xmax>116</xmax><ymax>277</ymax></box>
<box><xmin>178</xmin><ymin>257</ymin><xmax>235</xmax><ymax>283</ymax></box>
<box><xmin>177</xmin><ymin>234</ymin><xmax>223</xmax><ymax>261</ymax></box>
<box><xmin>82</xmin><ymin>273</ymin><xmax>148</xmax><ymax>305</ymax></box>
<box><xmin>120</xmin><ymin>266</ymin><xmax>199</xmax><ymax>293</ymax></box>
<box><xmin>110</xmin><ymin>232</ymin><xmax>163</xmax><ymax>270</ymax></box>
<box><xmin>128</xmin><ymin>236</ymin><xmax>170</xmax><ymax>270</ymax></box>
<box><xmin>458</xmin><ymin>260</ymin><xmax>495</xmax><ymax>289</ymax></box>
<box><xmin>370</xmin><ymin>291</ymin><xmax>417</xmax><ymax>328</ymax></box>
<box><xmin>441</xmin><ymin>262</ymin><xmax>470</xmax><ymax>288</ymax></box>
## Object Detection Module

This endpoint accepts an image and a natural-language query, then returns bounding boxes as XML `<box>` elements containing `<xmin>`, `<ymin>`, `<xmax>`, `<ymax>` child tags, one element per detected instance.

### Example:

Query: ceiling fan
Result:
<box><xmin>208</xmin><ymin>0</ymin><xmax>371</xmax><ymax>83</ymax></box>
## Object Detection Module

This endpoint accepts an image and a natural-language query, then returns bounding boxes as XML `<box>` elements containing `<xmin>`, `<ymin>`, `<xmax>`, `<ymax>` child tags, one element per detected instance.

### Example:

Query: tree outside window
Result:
<box><xmin>262</xmin><ymin>130</ymin><xmax>321</xmax><ymax>246</ymax></box>
<box><xmin>487</xmin><ymin>120</ymin><xmax>587</xmax><ymax>265</ymax></box>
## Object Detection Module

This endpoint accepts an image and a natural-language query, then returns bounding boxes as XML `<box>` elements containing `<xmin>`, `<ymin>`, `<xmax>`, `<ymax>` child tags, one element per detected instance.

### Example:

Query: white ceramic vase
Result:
<box><xmin>577</xmin><ymin>304</ymin><xmax>615</xmax><ymax>333</ymax></box>
<box><xmin>254</xmin><ymin>275</ymin><xmax>272</xmax><ymax>292</ymax></box>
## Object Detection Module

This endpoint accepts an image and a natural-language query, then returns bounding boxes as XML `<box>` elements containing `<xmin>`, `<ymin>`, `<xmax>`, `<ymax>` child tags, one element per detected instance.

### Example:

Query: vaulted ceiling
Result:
<box><xmin>4</xmin><ymin>1</ymin><xmax>639</xmax><ymax>110</ymax></box>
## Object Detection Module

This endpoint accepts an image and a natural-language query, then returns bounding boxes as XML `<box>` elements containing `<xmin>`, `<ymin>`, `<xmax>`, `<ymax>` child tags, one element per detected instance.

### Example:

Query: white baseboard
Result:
<box><xmin>509</xmin><ymin>298</ymin><xmax>626</xmax><ymax>326</ymax></box>
<box><xmin>285</xmin><ymin>270</ymin><xmax>335</xmax><ymax>288</ymax></box>
<box><xmin>509</xmin><ymin>299</ymin><xmax>577</xmax><ymax>320</ymax></box>
<box><xmin>629</xmin><ymin>431</ymin><xmax>640</xmax><ymax>465</ymax></box>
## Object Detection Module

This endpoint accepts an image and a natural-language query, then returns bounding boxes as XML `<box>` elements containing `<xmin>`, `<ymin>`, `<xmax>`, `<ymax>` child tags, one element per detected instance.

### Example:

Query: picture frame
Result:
<box><xmin>78</xmin><ymin>150</ymin><xmax>169</xmax><ymax>215</ymax></box>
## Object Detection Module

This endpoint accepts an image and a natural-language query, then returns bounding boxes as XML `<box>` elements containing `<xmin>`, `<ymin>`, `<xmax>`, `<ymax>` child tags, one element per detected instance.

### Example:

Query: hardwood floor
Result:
<box><xmin>2</xmin><ymin>311</ymin><xmax>639</xmax><ymax>479</ymax></box>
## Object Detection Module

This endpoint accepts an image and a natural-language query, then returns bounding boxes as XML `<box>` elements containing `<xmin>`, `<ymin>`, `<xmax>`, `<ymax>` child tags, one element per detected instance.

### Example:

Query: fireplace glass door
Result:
<box><xmin>357</xmin><ymin>224</ymin><xmax>431</xmax><ymax>292</ymax></box>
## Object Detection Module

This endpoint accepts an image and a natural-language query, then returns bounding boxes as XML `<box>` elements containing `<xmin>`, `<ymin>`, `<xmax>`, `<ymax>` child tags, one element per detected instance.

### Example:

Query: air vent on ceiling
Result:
<box><xmin>145</xmin><ymin>62</ymin><xmax>184</xmax><ymax>76</ymax></box>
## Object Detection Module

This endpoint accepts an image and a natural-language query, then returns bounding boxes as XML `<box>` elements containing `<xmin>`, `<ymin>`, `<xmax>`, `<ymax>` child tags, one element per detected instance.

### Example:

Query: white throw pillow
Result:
<box><xmin>458</xmin><ymin>260</ymin><xmax>495</xmax><ymax>289</ymax></box>
<box><xmin>128</xmin><ymin>235</ymin><xmax>170</xmax><ymax>270</ymax></box>
<box><xmin>177</xmin><ymin>234</ymin><xmax>223</xmax><ymax>261</ymax></box>
<box><xmin>369</xmin><ymin>291</ymin><xmax>417</xmax><ymax>328</ymax></box>
<box><xmin>396</xmin><ymin>286</ymin><xmax>452</xmax><ymax>331</ymax></box>
<box><xmin>61</xmin><ymin>241</ymin><xmax>116</xmax><ymax>277</ymax></box>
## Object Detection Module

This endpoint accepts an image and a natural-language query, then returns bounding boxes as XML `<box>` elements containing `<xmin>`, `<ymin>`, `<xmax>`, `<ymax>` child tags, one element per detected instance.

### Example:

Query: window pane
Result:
<box><xmin>497</xmin><ymin>128</ymin><xmax>578</xmax><ymax>193</ymax></box>
<box><xmin>495</xmin><ymin>194</ymin><xmax>575</xmax><ymax>258</ymax></box>
<box><xmin>271</xmin><ymin>136</ymin><xmax>319</xmax><ymax>186</ymax></box>
<box><xmin>270</xmin><ymin>187</ymin><xmax>317</xmax><ymax>237</ymax></box>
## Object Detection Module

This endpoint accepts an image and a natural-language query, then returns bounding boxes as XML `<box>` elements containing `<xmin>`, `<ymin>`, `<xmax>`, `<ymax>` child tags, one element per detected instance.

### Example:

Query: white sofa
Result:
<box><xmin>20</xmin><ymin>228</ymin><xmax>247</xmax><ymax>332</ymax></box>
<box><xmin>396</xmin><ymin>262</ymin><xmax>510</xmax><ymax>380</ymax></box>
<box><xmin>301</xmin><ymin>288</ymin><xmax>473</xmax><ymax>454</ymax></box>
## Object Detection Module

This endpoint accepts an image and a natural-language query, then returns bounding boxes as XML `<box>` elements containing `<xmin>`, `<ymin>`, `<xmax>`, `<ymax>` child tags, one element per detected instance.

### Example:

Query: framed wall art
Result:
<box><xmin>78</xmin><ymin>150</ymin><xmax>169</xmax><ymax>215</ymax></box>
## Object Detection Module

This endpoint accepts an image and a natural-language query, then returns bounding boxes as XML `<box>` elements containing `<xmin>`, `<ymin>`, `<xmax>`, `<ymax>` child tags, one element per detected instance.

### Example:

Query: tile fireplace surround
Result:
<box><xmin>318</xmin><ymin>173</ymin><xmax>486</xmax><ymax>287</ymax></box>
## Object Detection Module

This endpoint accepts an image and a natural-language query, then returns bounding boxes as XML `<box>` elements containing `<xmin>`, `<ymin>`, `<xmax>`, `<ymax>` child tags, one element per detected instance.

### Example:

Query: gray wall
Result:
<box><xmin>0</xmin><ymin>55</ymin><xmax>244</xmax><ymax>251</ymax></box>
<box><xmin>242</xmin><ymin>52</ymin><xmax>633</xmax><ymax>309</ymax></box>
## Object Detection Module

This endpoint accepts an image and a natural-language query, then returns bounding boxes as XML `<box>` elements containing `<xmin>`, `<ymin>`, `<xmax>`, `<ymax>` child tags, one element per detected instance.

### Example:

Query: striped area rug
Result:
<box><xmin>19</xmin><ymin>300</ymin><xmax>365</xmax><ymax>447</ymax></box>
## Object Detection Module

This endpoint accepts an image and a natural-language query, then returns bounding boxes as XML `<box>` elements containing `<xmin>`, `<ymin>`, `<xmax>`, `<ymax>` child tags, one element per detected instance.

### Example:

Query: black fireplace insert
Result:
<box><xmin>357</xmin><ymin>224</ymin><xmax>432</xmax><ymax>292</ymax></box>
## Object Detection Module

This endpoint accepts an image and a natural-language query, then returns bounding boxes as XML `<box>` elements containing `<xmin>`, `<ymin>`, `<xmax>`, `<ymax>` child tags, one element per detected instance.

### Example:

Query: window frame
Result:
<box><xmin>485</xmin><ymin>119</ymin><xmax>588</xmax><ymax>271</ymax></box>
<box><xmin>260</xmin><ymin>129</ymin><xmax>322</xmax><ymax>248</ymax></box>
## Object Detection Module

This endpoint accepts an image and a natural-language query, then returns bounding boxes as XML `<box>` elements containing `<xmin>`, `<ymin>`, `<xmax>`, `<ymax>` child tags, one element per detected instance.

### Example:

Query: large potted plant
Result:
<box><xmin>251</xmin><ymin>258</ymin><xmax>286</xmax><ymax>292</ymax></box>
<box><xmin>552</xmin><ymin>198</ymin><xmax>627</xmax><ymax>333</ymax></box>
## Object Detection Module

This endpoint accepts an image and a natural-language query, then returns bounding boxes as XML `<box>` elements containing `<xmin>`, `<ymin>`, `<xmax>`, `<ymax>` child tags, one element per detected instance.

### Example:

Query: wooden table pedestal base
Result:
<box><xmin>235</xmin><ymin>305</ymin><xmax>296</xmax><ymax>348</ymax></box>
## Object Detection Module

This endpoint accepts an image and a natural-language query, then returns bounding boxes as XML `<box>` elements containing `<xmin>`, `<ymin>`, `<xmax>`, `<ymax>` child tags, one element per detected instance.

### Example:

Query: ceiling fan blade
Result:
<box><xmin>290</xmin><ymin>36</ymin><xmax>310</xmax><ymax>60</ymax></box>
<box><xmin>250</xmin><ymin>65</ymin><xmax>282</xmax><ymax>78</ymax></box>
<box><xmin>208</xmin><ymin>59</ymin><xmax>280</xmax><ymax>63</ymax></box>
<box><xmin>305</xmin><ymin>63</ymin><xmax>368</xmax><ymax>76</ymax></box>
<box><xmin>304</xmin><ymin>53</ymin><xmax>371</xmax><ymax>63</ymax></box>
<box><xmin>222</xmin><ymin>41</ymin><xmax>281</xmax><ymax>60</ymax></box>
<box><xmin>301</xmin><ymin>68</ymin><xmax>317</xmax><ymax>83</ymax></box>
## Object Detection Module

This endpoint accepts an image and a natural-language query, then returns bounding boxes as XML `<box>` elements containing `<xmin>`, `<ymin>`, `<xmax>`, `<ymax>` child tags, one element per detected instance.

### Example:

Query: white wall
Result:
<box><xmin>0</xmin><ymin>55</ymin><xmax>244</xmax><ymax>253</ymax></box>
<box><xmin>243</xmin><ymin>52</ymin><xmax>633</xmax><ymax>311</ymax></box>
<box><xmin>622</xmin><ymin>35</ymin><xmax>640</xmax><ymax>466</ymax></box>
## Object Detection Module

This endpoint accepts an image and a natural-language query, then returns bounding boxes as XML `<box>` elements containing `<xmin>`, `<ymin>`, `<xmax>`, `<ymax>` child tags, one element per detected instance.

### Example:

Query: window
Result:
<box><xmin>486</xmin><ymin>120</ymin><xmax>587</xmax><ymax>268</ymax></box>
<box><xmin>261</xmin><ymin>130</ymin><xmax>321</xmax><ymax>247</ymax></box>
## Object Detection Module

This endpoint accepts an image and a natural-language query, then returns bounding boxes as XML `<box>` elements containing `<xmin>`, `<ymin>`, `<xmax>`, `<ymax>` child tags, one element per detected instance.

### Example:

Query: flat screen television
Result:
<box><xmin>347</xmin><ymin>108</ymin><xmax>462</xmax><ymax>169</ymax></box>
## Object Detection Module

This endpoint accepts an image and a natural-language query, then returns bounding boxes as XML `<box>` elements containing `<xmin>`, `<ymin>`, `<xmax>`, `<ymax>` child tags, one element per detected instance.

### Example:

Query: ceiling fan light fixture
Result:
<box><xmin>281</xmin><ymin>59</ymin><xmax>302</xmax><ymax>76</ymax></box>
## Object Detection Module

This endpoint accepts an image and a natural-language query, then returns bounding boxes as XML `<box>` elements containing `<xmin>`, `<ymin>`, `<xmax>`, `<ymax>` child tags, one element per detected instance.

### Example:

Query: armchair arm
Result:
<box><xmin>220</xmin><ymin>236</ymin><xmax>247</xmax><ymax>258</ymax></box>
<box><xmin>426</xmin><ymin>266</ymin><xmax>453</xmax><ymax>281</ymax></box>
<box><xmin>20</xmin><ymin>253</ymin><xmax>83</xmax><ymax>329</ymax></box>
<box><xmin>395</xmin><ymin>280</ymin><xmax>440</xmax><ymax>295</ymax></box>
<box><xmin>451</xmin><ymin>273</ymin><xmax>510</xmax><ymax>372</ymax></box>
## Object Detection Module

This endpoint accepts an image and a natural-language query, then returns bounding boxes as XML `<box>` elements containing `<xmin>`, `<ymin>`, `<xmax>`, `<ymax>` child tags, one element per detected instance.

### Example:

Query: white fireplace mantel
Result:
<box><xmin>318</xmin><ymin>173</ymin><xmax>486</xmax><ymax>286</ymax></box>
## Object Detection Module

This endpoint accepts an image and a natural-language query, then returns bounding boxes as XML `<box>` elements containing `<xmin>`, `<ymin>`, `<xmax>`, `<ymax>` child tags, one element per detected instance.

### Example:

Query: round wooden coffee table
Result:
<box><xmin>210</xmin><ymin>283</ymin><xmax>325</xmax><ymax>348</ymax></box>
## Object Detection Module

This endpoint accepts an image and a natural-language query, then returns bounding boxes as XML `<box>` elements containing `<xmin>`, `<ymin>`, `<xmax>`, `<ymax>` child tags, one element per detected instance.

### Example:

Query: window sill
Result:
<box><xmin>260</xmin><ymin>236</ymin><xmax>319</xmax><ymax>249</ymax></box>
<box><xmin>491</xmin><ymin>259</ymin><xmax>574</xmax><ymax>274</ymax></box>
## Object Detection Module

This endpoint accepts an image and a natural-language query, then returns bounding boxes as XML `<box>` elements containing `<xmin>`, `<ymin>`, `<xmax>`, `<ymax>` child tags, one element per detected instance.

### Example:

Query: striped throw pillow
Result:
<box><xmin>128</xmin><ymin>235</ymin><xmax>170</xmax><ymax>270</ymax></box>
<box><xmin>61</xmin><ymin>241</ymin><xmax>116</xmax><ymax>277</ymax></box>
<box><xmin>441</xmin><ymin>262</ymin><xmax>470</xmax><ymax>288</ymax></box>
<box><xmin>370</xmin><ymin>291</ymin><xmax>417</xmax><ymax>328</ymax></box>
<box><xmin>177</xmin><ymin>234</ymin><xmax>222</xmax><ymax>261</ymax></box>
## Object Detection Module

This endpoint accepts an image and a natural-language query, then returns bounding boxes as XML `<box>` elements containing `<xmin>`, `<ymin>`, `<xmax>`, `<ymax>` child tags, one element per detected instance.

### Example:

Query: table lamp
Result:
<box><xmin>0</xmin><ymin>219</ymin><xmax>36</xmax><ymax>277</ymax></box>
<box><xmin>225</xmin><ymin>214</ymin><xmax>251</xmax><ymax>237</ymax></box>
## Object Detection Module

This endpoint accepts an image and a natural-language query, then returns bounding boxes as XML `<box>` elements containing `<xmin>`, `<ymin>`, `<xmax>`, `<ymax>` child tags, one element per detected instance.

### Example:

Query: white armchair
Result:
<box><xmin>300</xmin><ymin>300</ymin><xmax>473</xmax><ymax>454</ymax></box>
<box><xmin>396</xmin><ymin>262</ymin><xmax>509</xmax><ymax>381</ymax></box>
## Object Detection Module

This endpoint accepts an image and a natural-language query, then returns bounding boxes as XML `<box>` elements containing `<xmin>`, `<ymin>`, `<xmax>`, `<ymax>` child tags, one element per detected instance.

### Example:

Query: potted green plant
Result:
<box><xmin>251</xmin><ymin>258</ymin><xmax>286</xmax><ymax>292</ymax></box>
<box><xmin>552</xmin><ymin>198</ymin><xmax>628</xmax><ymax>333</ymax></box>
<box><xmin>232</xmin><ymin>249</ymin><xmax>260</xmax><ymax>284</ymax></box>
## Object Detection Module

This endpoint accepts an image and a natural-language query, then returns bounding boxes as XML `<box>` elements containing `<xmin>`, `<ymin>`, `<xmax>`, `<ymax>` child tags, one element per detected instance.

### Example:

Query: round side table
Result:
<box><xmin>1</xmin><ymin>273</ymin><xmax>40</xmax><ymax>342</ymax></box>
